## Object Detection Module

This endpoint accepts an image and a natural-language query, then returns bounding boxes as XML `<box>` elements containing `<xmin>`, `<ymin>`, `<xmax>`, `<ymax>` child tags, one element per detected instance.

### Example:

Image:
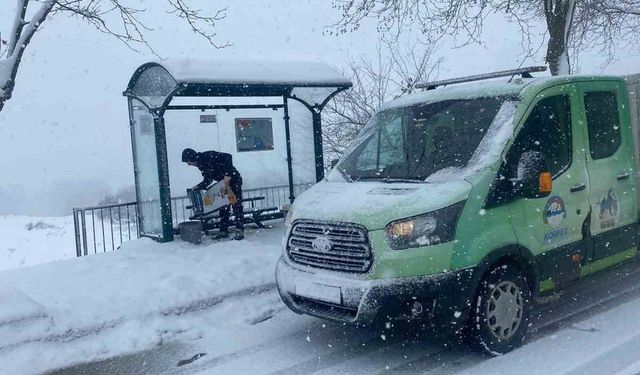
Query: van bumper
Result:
<box><xmin>276</xmin><ymin>257</ymin><xmax>477</xmax><ymax>331</ymax></box>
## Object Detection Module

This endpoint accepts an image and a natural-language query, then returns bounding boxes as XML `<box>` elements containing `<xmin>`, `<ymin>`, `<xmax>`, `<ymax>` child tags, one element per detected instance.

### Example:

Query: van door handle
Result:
<box><xmin>570</xmin><ymin>183</ymin><xmax>586</xmax><ymax>193</ymax></box>
<box><xmin>617</xmin><ymin>173</ymin><xmax>630</xmax><ymax>181</ymax></box>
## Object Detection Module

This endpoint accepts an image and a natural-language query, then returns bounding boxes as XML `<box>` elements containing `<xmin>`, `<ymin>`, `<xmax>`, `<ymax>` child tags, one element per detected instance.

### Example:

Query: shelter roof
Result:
<box><xmin>124</xmin><ymin>58</ymin><xmax>352</xmax><ymax>110</ymax></box>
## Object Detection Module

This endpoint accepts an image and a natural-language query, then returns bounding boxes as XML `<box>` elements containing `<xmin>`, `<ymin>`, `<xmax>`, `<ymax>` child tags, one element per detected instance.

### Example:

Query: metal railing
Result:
<box><xmin>73</xmin><ymin>183</ymin><xmax>313</xmax><ymax>257</ymax></box>
<box><xmin>73</xmin><ymin>202</ymin><xmax>140</xmax><ymax>257</ymax></box>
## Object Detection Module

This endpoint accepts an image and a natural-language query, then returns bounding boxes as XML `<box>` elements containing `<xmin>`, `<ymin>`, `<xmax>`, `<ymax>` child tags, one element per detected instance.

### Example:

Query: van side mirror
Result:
<box><xmin>515</xmin><ymin>151</ymin><xmax>552</xmax><ymax>199</ymax></box>
<box><xmin>330</xmin><ymin>159</ymin><xmax>339</xmax><ymax>168</ymax></box>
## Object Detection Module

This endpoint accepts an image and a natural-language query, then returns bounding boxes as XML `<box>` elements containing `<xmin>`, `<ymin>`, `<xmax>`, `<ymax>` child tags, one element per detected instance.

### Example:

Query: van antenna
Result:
<box><xmin>508</xmin><ymin>58</ymin><xmax>529</xmax><ymax>83</ymax></box>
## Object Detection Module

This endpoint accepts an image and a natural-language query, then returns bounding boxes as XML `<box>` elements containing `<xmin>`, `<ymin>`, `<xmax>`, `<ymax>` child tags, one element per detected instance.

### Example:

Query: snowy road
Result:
<box><xmin>55</xmin><ymin>261</ymin><xmax>640</xmax><ymax>375</ymax></box>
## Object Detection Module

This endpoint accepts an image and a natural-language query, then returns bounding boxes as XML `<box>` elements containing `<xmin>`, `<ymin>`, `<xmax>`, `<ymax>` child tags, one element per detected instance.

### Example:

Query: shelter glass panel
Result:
<box><xmin>130</xmin><ymin>66</ymin><xmax>177</xmax><ymax>108</ymax></box>
<box><xmin>129</xmin><ymin>98</ymin><xmax>163</xmax><ymax>237</ymax></box>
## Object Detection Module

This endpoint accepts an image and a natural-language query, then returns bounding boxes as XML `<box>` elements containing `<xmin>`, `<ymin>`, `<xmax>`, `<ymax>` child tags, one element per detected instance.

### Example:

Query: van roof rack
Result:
<box><xmin>415</xmin><ymin>66</ymin><xmax>548</xmax><ymax>90</ymax></box>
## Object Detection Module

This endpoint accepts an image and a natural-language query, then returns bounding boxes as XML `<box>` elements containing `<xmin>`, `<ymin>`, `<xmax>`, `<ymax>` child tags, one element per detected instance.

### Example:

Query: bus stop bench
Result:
<box><xmin>187</xmin><ymin>196</ymin><xmax>283</xmax><ymax>230</ymax></box>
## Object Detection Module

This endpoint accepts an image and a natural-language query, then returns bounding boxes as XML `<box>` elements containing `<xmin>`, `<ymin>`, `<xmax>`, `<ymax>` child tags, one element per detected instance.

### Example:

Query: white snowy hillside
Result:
<box><xmin>0</xmin><ymin>215</ymin><xmax>76</xmax><ymax>271</ymax></box>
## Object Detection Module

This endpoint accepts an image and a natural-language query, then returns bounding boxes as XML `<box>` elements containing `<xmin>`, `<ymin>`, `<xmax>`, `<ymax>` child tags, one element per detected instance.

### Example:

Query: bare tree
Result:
<box><xmin>0</xmin><ymin>0</ymin><xmax>228</xmax><ymax>111</ymax></box>
<box><xmin>330</xmin><ymin>0</ymin><xmax>640</xmax><ymax>75</ymax></box>
<box><xmin>323</xmin><ymin>41</ymin><xmax>442</xmax><ymax>161</ymax></box>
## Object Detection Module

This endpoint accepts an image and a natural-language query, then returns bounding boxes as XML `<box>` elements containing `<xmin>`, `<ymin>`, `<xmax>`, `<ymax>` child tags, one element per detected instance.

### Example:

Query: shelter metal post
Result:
<box><xmin>312</xmin><ymin>111</ymin><xmax>324</xmax><ymax>182</ymax></box>
<box><xmin>154</xmin><ymin>116</ymin><xmax>174</xmax><ymax>242</ymax></box>
<box><xmin>283</xmin><ymin>97</ymin><xmax>295</xmax><ymax>203</ymax></box>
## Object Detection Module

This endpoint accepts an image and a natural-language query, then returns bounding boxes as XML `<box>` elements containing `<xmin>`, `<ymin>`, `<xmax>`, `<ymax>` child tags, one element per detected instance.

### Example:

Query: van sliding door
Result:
<box><xmin>580</xmin><ymin>82</ymin><xmax>638</xmax><ymax>276</ymax></box>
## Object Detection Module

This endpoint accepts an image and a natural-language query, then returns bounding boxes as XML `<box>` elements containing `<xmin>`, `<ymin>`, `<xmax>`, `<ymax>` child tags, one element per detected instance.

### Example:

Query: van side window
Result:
<box><xmin>584</xmin><ymin>91</ymin><xmax>621</xmax><ymax>160</ymax></box>
<box><xmin>506</xmin><ymin>95</ymin><xmax>572</xmax><ymax>178</ymax></box>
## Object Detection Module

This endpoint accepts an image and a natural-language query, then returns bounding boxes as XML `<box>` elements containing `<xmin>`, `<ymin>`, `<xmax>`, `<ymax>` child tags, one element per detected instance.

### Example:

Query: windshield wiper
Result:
<box><xmin>379</xmin><ymin>178</ymin><xmax>427</xmax><ymax>184</ymax></box>
<box><xmin>337</xmin><ymin>167</ymin><xmax>354</xmax><ymax>183</ymax></box>
<box><xmin>356</xmin><ymin>176</ymin><xmax>427</xmax><ymax>184</ymax></box>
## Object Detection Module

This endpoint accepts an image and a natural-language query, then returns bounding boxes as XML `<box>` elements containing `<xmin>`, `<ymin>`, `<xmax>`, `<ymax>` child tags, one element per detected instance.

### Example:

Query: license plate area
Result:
<box><xmin>295</xmin><ymin>280</ymin><xmax>342</xmax><ymax>304</ymax></box>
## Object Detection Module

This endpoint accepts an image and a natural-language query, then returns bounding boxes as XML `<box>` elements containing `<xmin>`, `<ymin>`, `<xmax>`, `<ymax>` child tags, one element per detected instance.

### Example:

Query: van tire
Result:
<box><xmin>468</xmin><ymin>264</ymin><xmax>531</xmax><ymax>356</ymax></box>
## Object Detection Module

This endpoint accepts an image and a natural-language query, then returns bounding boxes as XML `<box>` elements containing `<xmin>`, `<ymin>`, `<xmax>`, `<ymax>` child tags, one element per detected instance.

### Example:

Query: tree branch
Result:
<box><xmin>8</xmin><ymin>0</ymin><xmax>30</xmax><ymax>56</ymax></box>
<box><xmin>167</xmin><ymin>0</ymin><xmax>230</xmax><ymax>48</ymax></box>
<box><xmin>322</xmin><ymin>40</ymin><xmax>442</xmax><ymax>161</ymax></box>
<box><xmin>1</xmin><ymin>0</ymin><xmax>229</xmax><ymax>111</ymax></box>
<box><xmin>1</xmin><ymin>0</ymin><xmax>56</xmax><ymax>110</ymax></box>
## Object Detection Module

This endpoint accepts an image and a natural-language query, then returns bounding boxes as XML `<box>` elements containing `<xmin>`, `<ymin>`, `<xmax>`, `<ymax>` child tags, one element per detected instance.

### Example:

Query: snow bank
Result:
<box><xmin>0</xmin><ymin>223</ymin><xmax>285</xmax><ymax>374</ymax></box>
<box><xmin>0</xmin><ymin>283</ymin><xmax>51</xmax><ymax>350</ymax></box>
<box><xmin>0</xmin><ymin>283</ymin><xmax>46</xmax><ymax>325</ymax></box>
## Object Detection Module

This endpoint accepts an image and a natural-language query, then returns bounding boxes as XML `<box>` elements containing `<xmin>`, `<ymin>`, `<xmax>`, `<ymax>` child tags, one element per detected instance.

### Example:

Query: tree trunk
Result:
<box><xmin>544</xmin><ymin>0</ymin><xmax>576</xmax><ymax>75</ymax></box>
<box><xmin>546</xmin><ymin>31</ymin><xmax>569</xmax><ymax>75</ymax></box>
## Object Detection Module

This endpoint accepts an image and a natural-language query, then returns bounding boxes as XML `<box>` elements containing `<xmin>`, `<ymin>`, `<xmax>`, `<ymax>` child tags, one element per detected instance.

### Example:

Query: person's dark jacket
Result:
<box><xmin>192</xmin><ymin>151</ymin><xmax>241</xmax><ymax>190</ymax></box>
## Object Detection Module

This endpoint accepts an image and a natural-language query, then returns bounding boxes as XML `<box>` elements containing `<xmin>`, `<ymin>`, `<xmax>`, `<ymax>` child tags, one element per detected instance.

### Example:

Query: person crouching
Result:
<box><xmin>182</xmin><ymin>148</ymin><xmax>244</xmax><ymax>240</ymax></box>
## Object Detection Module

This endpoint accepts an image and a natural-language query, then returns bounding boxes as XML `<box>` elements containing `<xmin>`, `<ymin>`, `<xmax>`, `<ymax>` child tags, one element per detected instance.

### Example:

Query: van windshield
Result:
<box><xmin>338</xmin><ymin>97</ymin><xmax>510</xmax><ymax>182</ymax></box>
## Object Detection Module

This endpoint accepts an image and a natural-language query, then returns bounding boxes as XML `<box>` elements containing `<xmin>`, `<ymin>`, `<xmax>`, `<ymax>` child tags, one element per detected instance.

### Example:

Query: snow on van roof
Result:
<box><xmin>381</xmin><ymin>79</ymin><xmax>529</xmax><ymax>110</ymax></box>
<box><xmin>157</xmin><ymin>58</ymin><xmax>351</xmax><ymax>86</ymax></box>
<box><xmin>383</xmin><ymin>74</ymin><xmax>631</xmax><ymax>110</ymax></box>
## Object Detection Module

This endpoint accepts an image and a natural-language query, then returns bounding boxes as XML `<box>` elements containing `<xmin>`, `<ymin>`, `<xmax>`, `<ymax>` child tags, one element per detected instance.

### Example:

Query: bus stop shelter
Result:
<box><xmin>123</xmin><ymin>58</ymin><xmax>352</xmax><ymax>242</ymax></box>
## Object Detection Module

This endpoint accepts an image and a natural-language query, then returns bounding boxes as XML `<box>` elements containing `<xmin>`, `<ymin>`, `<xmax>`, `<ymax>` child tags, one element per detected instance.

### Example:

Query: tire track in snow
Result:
<box><xmin>174</xmin><ymin>321</ymin><xmax>384</xmax><ymax>375</ymax></box>
<box><xmin>564</xmin><ymin>333</ymin><xmax>640</xmax><ymax>375</ymax></box>
<box><xmin>306</xmin><ymin>339</ymin><xmax>450</xmax><ymax>375</ymax></box>
<box><xmin>53</xmin><ymin>261</ymin><xmax>640</xmax><ymax>375</ymax></box>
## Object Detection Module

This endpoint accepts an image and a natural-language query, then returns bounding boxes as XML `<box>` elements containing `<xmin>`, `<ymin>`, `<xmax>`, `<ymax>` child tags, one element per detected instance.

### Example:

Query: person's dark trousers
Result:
<box><xmin>219</xmin><ymin>179</ymin><xmax>244</xmax><ymax>233</ymax></box>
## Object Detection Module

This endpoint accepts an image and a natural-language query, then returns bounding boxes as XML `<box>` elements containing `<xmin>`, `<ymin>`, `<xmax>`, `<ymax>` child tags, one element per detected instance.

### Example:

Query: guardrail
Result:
<box><xmin>73</xmin><ymin>183</ymin><xmax>313</xmax><ymax>257</ymax></box>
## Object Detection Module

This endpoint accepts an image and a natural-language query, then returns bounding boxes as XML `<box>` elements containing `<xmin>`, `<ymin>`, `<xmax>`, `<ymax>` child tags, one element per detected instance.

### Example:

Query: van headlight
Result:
<box><xmin>385</xmin><ymin>201</ymin><xmax>465</xmax><ymax>250</ymax></box>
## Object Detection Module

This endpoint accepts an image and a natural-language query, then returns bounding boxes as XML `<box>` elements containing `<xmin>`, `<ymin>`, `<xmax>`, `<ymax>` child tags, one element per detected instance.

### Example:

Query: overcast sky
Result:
<box><xmin>1</xmin><ymin>0</ymin><xmax>639</xmax><ymax>215</ymax></box>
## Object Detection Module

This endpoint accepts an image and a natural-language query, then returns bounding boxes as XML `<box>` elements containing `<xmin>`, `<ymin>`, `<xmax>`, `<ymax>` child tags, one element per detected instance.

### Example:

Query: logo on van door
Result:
<box><xmin>598</xmin><ymin>189</ymin><xmax>618</xmax><ymax>229</ymax></box>
<box><xmin>543</xmin><ymin>196</ymin><xmax>568</xmax><ymax>244</ymax></box>
<box><xmin>544</xmin><ymin>196</ymin><xmax>567</xmax><ymax>229</ymax></box>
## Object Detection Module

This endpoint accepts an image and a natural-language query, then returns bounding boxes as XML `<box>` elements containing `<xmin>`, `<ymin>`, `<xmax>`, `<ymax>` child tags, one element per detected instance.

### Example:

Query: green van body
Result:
<box><xmin>276</xmin><ymin>75</ymin><xmax>640</xmax><ymax>333</ymax></box>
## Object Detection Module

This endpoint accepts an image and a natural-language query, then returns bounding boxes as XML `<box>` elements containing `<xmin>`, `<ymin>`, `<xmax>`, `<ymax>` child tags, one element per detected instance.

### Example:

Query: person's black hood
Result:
<box><xmin>182</xmin><ymin>148</ymin><xmax>197</xmax><ymax>163</ymax></box>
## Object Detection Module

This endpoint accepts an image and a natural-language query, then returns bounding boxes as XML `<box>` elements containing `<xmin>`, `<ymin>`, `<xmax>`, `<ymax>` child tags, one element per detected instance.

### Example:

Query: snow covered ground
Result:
<box><xmin>0</xmin><ymin>222</ymin><xmax>284</xmax><ymax>374</ymax></box>
<box><xmin>0</xmin><ymin>215</ymin><xmax>77</xmax><ymax>271</ymax></box>
<box><xmin>2</xmin><ymin>216</ymin><xmax>640</xmax><ymax>374</ymax></box>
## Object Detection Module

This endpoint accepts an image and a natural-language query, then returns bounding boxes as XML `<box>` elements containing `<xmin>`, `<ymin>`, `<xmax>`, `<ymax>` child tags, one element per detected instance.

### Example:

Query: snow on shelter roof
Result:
<box><xmin>124</xmin><ymin>58</ymin><xmax>352</xmax><ymax>109</ymax></box>
<box><xmin>160</xmin><ymin>58</ymin><xmax>351</xmax><ymax>86</ymax></box>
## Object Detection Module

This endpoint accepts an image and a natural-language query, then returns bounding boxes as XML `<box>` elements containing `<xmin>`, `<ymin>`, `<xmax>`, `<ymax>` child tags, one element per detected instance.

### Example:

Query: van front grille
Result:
<box><xmin>287</xmin><ymin>220</ymin><xmax>372</xmax><ymax>273</ymax></box>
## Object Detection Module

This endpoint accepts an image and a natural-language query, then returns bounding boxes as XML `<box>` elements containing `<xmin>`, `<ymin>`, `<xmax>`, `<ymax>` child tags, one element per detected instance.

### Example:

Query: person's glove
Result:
<box><xmin>227</xmin><ymin>190</ymin><xmax>238</xmax><ymax>205</ymax></box>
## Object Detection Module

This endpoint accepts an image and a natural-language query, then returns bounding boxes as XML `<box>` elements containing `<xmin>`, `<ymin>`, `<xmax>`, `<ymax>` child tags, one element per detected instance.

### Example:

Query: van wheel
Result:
<box><xmin>469</xmin><ymin>264</ymin><xmax>531</xmax><ymax>356</ymax></box>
